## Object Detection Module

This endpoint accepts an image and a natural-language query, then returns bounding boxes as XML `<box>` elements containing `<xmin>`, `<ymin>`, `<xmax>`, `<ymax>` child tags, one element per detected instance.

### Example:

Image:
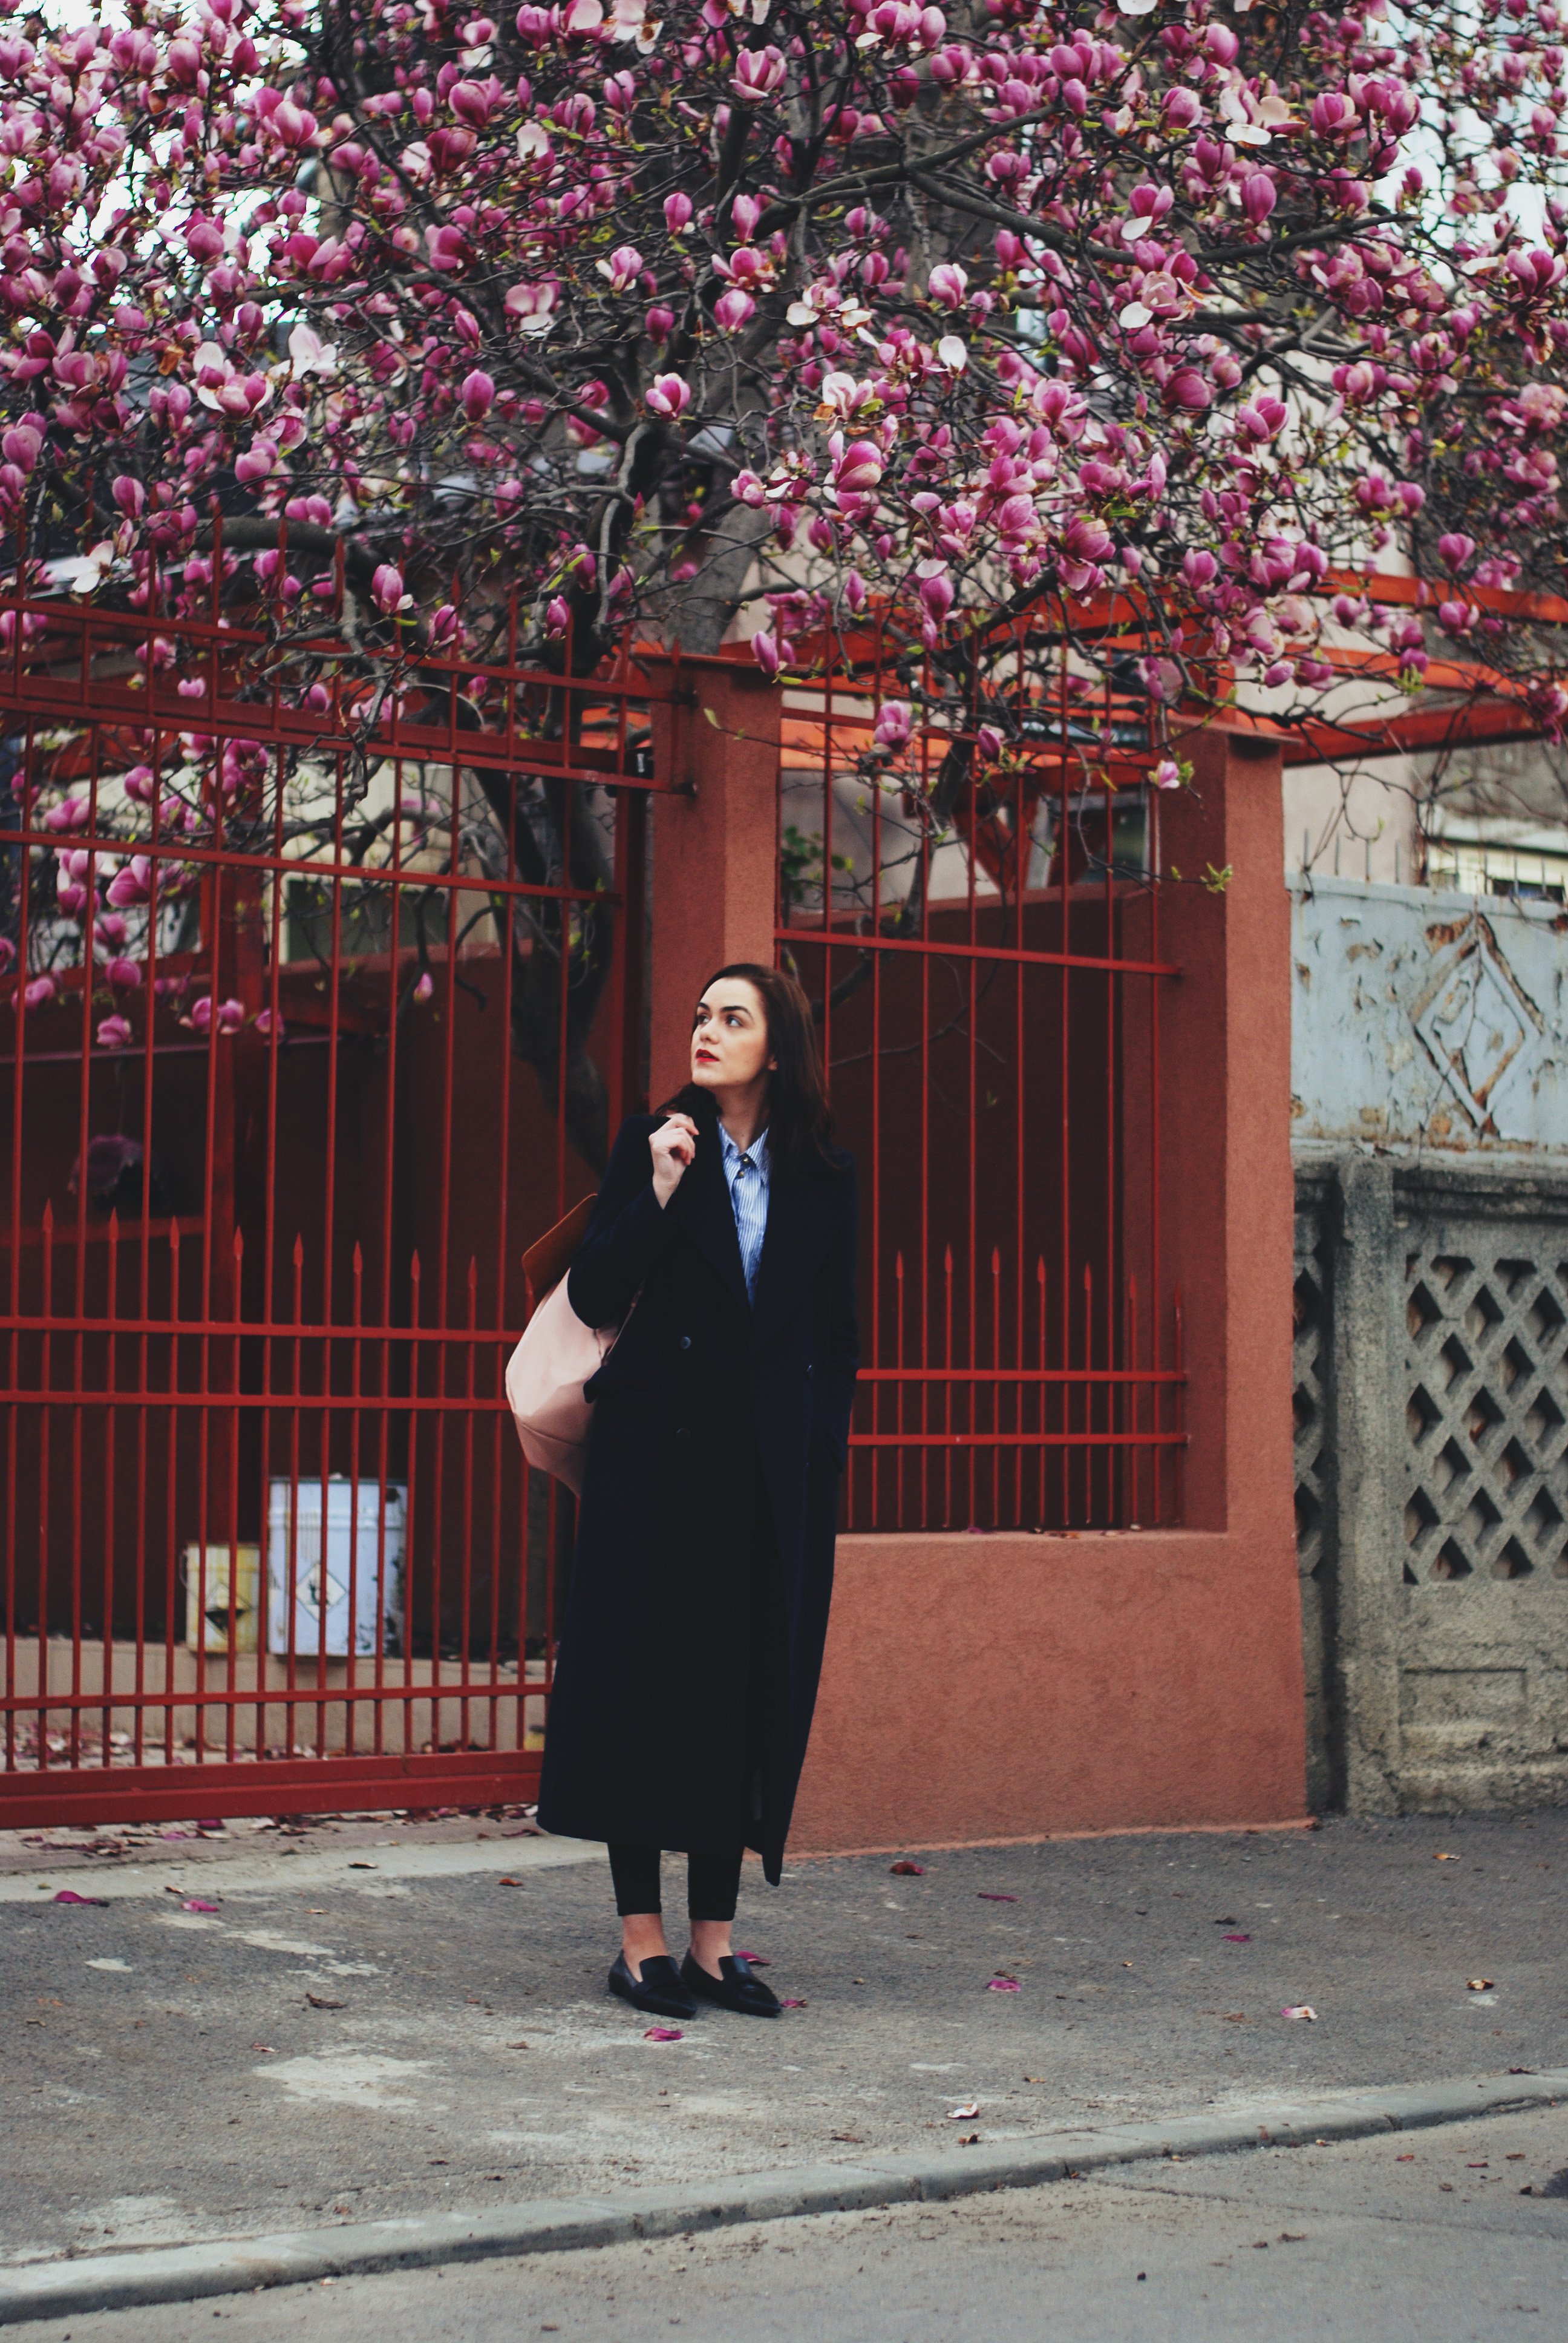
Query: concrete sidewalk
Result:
<box><xmin>2</xmin><ymin>1807</ymin><xmax>1566</xmax><ymax>2275</ymax></box>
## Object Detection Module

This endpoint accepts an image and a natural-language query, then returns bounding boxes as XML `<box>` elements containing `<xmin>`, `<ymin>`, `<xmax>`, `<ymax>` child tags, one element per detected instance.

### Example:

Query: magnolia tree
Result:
<box><xmin>3</xmin><ymin>0</ymin><xmax>1568</xmax><ymax>1161</ymax></box>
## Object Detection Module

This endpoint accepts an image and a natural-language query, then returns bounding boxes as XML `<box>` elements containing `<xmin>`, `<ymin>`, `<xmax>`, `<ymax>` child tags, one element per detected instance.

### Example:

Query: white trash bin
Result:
<box><xmin>266</xmin><ymin>1478</ymin><xmax>405</xmax><ymax>1659</ymax></box>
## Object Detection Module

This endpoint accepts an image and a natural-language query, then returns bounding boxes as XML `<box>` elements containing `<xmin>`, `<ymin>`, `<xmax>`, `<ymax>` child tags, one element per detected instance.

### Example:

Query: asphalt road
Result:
<box><xmin>2</xmin><ymin>1809</ymin><xmax>1566</xmax><ymax>2266</ymax></box>
<box><xmin>15</xmin><ymin>2103</ymin><xmax>1568</xmax><ymax>2342</ymax></box>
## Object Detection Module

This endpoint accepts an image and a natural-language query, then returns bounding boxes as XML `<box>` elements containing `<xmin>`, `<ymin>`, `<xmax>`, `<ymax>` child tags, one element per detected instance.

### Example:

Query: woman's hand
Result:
<box><xmin>649</xmin><ymin>1112</ymin><xmax>698</xmax><ymax>1208</ymax></box>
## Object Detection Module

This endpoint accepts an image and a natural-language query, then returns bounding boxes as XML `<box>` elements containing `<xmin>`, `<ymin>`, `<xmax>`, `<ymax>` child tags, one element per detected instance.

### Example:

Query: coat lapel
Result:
<box><xmin>750</xmin><ymin>1164</ymin><xmax>837</xmax><ymax>1351</ymax></box>
<box><xmin>672</xmin><ymin>1119</ymin><xmax>750</xmax><ymax>1312</ymax></box>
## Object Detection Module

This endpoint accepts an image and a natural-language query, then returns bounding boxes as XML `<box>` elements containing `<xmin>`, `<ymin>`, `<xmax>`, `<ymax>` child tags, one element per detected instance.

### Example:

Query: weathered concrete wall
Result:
<box><xmin>1295</xmin><ymin>1150</ymin><xmax>1568</xmax><ymax>1815</ymax></box>
<box><xmin>1291</xmin><ymin>876</ymin><xmax>1568</xmax><ymax>1157</ymax></box>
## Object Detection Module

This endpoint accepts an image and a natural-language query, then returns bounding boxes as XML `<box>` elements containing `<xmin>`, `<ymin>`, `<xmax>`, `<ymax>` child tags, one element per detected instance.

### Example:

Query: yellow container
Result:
<box><xmin>182</xmin><ymin>1544</ymin><xmax>261</xmax><ymax>1653</ymax></box>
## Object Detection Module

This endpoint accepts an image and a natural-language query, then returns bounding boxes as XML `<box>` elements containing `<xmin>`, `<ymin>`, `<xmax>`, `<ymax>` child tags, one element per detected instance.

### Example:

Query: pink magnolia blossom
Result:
<box><xmin>645</xmin><ymin>373</ymin><xmax>691</xmax><ymax>421</ymax></box>
<box><xmin>918</xmin><ymin>571</ymin><xmax>954</xmax><ymax>624</ymax></box>
<box><xmin>189</xmin><ymin>995</ymin><xmax>246</xmax><ymax>1036</ymax></box>
<box><xmin>1240</xmin><ymin>175</ymin><xmax>1277</xmax><ymax>228</ymax></box>
<box><xmin>731</xmin><ymin>45</ymin><xmax>785</xmax><ymax>102</ymax></box>
<box><xmin>873</xmin><ymin>700</ymin><xmax>913</xmax><ymax>751</ymax></box>
<box><xmin>713</xmin><ymin>289</ymin><xmax>756</xmax><ymax>333</ymax></box>
<box><xmin>834</xmin><ymin>440</ymin><xmax>884</xmax><ymax>495</ymax></box>
<box><xmin>234</xmin><ymin>441</ymin><xmax>277</xmax><ymax>487</ymax></box>
<box><xmin>596</xmin><ymin>244</ymin><xmax>643</xmax><ymax>293</ymax></box>
<box><xmin>105</xmin><ymin>856</ymin><xmax>154</xmax><ymax>909</ymax></box>
<box><xmin>371</xmin><ymin>565</ymin><xmax>412</xmax><ymax>617</ymax></box>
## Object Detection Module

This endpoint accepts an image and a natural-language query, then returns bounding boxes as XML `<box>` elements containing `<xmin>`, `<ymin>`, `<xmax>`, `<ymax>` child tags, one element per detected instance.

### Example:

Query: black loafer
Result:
<box><xmin>609</xmin><ymin>1951</ymin><xmax>697</xmax><ymax>2020</ymax></box>
<box><xmin>680</xmin><ymin>1950</ymin><xmax>782</xmax><ymax>2018</ymax></box>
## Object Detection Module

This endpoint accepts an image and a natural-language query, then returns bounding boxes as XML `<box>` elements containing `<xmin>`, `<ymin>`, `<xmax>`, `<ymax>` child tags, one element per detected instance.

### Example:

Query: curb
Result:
<box><xmin>1</xmin><ymin>2069</ymin><xmax>1562</xmax><ymax>2325</ymax></box>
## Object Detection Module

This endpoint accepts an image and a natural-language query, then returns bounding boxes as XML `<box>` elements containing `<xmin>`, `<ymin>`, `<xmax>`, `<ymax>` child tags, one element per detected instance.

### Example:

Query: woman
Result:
<box><xmin>536</xmin><ymin>963</ymin><xmax>858</xmax><ymax>2021</ymax></box>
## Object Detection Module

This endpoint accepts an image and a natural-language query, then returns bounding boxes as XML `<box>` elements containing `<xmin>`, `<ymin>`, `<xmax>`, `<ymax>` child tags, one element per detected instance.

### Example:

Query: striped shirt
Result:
<box><xmin>719</xmin><ymin>1123</ymin><xmax>771</xmax><ymax>1305</ymax></box>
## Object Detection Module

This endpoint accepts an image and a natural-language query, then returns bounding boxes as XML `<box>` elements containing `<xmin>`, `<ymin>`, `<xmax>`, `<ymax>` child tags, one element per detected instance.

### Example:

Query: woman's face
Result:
<box><xmin>690</xmin><ymin>978</ymin><xmax>775</xmax><ymax>1094</ymax></box>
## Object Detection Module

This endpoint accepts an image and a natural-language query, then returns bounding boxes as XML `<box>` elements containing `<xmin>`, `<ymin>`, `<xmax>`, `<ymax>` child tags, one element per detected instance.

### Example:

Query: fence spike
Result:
<box><xmin>233</xmin><ymin>1226</ymin><xmax>243</xmax><ymax>1259</ymax></box>
<box><xmin>41</xmin><ymin>1198</ymin><xmax>51</xmax><ymax>1234</ymax></box>
<box><xmin>293</xmin><ymin>1231</ymin><xmax>304</xmax><ymax>1267</ymax></box>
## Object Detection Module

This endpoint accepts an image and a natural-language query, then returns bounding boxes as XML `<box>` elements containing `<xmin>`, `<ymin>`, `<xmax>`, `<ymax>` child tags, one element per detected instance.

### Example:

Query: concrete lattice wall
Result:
<box><xmin>1295</xmin><ymin>1152</ymin><xmax>1568</xmax><ymax>1815</ymax></box>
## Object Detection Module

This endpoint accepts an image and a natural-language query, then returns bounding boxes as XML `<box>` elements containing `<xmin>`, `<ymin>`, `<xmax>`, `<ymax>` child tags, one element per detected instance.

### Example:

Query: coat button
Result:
<box><xmin>805</xmin><ymin>1362</ymin><xmax>814</xmax><ymax>1377</ymax></box>
<box><xmin>678</xmin><ymin>1335</ymin><xmax>692</xmax><ymax>1351</ymax></box>
<box><xmin>675</xmin><ymin>1426</ymin><xmax>693</xmax><ymax>1442</ymax></box>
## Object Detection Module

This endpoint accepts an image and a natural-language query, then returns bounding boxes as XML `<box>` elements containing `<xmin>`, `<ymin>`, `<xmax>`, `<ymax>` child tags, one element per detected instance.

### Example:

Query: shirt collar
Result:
<box><xmin>719</xmin><ymin>1122</ymin><xmax>770</xmax><ymax>1180</ymax></box>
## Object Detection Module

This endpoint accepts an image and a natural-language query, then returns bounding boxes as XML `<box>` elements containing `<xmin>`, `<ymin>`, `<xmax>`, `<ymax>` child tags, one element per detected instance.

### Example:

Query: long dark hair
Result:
<box><xmin>662</xmin><ymin>962</ymin><xmax>843</xmax><ymax>1179</ymax></box>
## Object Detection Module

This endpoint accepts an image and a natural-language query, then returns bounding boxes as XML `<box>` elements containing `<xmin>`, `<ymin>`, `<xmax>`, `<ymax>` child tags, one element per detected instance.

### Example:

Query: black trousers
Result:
<box><xmin>606</xmin><ymin>1471</ymin><xmax>775</xmax><ymax>1929</ymax></box>
<box><xmin>608</xmin><ymin>1843</ymin><xmax>742</xmax><ymax>1922</ymax></box>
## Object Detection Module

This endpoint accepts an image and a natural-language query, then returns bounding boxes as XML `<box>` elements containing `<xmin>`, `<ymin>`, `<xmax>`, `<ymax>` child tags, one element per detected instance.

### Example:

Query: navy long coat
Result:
<box><xmin>535</xmin><ymin>1104</ymin><xmax>858</xmax><ymax>1883</ymax></box>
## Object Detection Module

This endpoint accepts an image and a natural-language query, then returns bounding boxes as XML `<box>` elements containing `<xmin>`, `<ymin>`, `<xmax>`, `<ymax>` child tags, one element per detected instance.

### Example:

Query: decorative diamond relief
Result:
<box><xmin>1411</xmin><ymin>915</ymin><xmax>1545</xmax><ymax>1133</ymax></box>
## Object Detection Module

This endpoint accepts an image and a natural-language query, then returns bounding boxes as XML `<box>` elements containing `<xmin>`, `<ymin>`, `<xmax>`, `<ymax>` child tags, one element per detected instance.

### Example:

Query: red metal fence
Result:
<box><xmin>776</xmin><ymin>635</ymin><xmax>1184</xmax><ymax>1533</ymax></box>
<box><xmin>1</xmin><ymin>562</ymin><xmax>1187</xmax><ymax>1826</ymax></box>
<box><xmin>1</xmin><ymin>568</ymin><xmax>671</xmax><ymax>1823</ymax></box>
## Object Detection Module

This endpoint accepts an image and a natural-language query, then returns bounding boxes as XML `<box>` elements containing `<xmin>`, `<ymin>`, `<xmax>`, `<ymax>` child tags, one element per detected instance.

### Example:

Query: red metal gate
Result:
<box><xmin>776</xmin><ymin>628</ymin><xmax>1184</xmax><ymax>1532</ymax></box>
<box><xmin>1</xmin><ymin>559</ymin><xmax>676</xmax><ymax>1825</ymax></box>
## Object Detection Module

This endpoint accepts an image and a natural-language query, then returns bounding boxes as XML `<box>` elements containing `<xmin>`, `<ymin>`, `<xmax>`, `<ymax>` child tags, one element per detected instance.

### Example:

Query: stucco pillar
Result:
<box><xmin>1155</xmin><ymin>723</ymin><xmax>1297</xmax><ymax>1541</ymax></box>
<box><xmin>641</xmin><ymin>652</ymin><xmax>780</xmax><ymax>1108</ymax></box>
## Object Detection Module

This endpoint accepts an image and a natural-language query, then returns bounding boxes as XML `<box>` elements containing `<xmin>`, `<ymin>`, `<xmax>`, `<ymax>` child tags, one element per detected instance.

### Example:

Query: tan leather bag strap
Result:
<box><xmin>522</xmin><ymin>1193</ymin><xmax>597</xmax><ymax>1307</ymax></box>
